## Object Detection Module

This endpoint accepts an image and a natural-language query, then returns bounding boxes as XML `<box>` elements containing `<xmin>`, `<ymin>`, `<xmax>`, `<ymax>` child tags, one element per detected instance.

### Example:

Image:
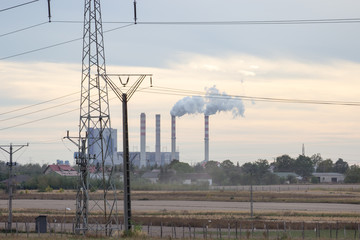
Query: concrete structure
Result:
<box><xmin>155</xmin><ymin>114</ymin><xmax>161</xmax><ymax>166</ymax></box>
<box><xmin>88</xmin><ymin>127</ymin><xmax>119</xmax><ymax>166</ymax></box>
<box><xmin>140</xmin><ymin>113</ymin><xmax>146</xmax><ymax>168</ymax></box>
<box><xmin>118</xmin><ymin>151</ymin><xmax>179</xmax><ymax>168</ymax></box>
<box><xmin>313</xmin><ymin>172</ymin><xmax>345</xmax><ymax>183</ymax></box>
<box><xmin>171</xmin><ymin>115</ymin><xmax>177</xmax><ymax>161</ymax></box>
<box><xmin>204</xmin><ymin>115</ymin><xmax>209</xmax><ymax>162</ymax></box>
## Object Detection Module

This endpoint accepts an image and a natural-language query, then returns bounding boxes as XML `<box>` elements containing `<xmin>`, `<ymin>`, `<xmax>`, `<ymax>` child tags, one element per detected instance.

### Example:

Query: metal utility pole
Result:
<box><xmin>69</xmin><ymin>0</ymin><xmax>118</xmax><ymax>235</ymax></box>
<box><xmin>101</xmin><ymin>73</ymin><xmax>152</xmax><ymax>232</ymax></box>
<box><xmin>0</xmin><ymin>143</ymin><xmax>29</xmax><ymax>232</ymax></box>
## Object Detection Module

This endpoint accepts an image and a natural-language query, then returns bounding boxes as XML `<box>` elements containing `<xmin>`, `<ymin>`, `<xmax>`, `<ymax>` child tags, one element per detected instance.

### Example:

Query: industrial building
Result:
<box><xmin>85</xmin><ymin>113</ymin><xmax>179</xmax><ymax>168</ymax></box>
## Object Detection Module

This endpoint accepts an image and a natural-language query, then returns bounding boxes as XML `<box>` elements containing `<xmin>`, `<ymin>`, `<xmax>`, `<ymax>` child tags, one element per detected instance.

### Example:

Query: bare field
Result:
<box><xmin>1</xmin><ymin>185</ymin><xmax>360</xmax><ymax>225</ymax></box>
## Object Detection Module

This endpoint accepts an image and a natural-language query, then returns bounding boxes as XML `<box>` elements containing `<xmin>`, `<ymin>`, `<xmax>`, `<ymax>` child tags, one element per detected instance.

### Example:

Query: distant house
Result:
<box><xmin>313</xmin><ymin>172</ymin><xmax>344</xmax><ymax>183</ymax></box>
<box><xmin>44</xmin><ymin>164</ymin><xmax>78</xmax><ymax>177</ymax></box>
<box><xmin>182</xmin><ymin>173</ymin><xmax>212</xmax><ymax>186</ymax></box>
<box><xmin>142</xmin><ymin>169</ymin><xmax>160</xmax><ymax>183</ymax></box>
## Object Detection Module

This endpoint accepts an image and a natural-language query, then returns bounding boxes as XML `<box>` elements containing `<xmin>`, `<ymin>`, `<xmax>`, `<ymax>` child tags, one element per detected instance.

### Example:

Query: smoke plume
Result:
<box><xmin>170</xmin><ymin>96</ymin><xmax>205</xmax><ymax>117</ymax></box>
<box><xmin>170</xmin><ymin>86</ymin><xmax>245</xmax><ymax>118</ymax></box>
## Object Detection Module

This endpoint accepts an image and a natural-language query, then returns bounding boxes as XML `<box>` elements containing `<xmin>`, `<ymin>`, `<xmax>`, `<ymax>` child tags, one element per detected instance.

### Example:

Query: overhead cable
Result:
<box><xmin>0</xmin><ymin>22</ymin><xmax>48</xmax><ymax>38</ymax></box>
<box><xmin>0</xmin><ymin>0</ymin><xmax>39</xmax><ymax>13</ymax></box>
<box><xmin>144</xmin><ymin>86</ymin><xmax>360</xmax><ymax>107</ymax></box>
<box><xmin>53</xmin><ymin>17</ymin><xmax>360</xmax><ymax>25</ymax></box>
<box><xmin>0</xmin><ymin>91</ymin><xmax>79</xmax><ymax>116</ymax></box>
<box><xmin>0</xmin><ymin>23</ymin><xmax>134</xmax><ymax>61</ymax></box>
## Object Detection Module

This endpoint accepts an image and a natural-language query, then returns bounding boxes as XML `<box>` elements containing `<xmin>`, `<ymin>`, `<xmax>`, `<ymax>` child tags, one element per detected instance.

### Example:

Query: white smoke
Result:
<box><xmin>170</xmin><ymin>86</ymin><xmax>245</xmax><ymax>118</ymax></box>
<box><xmin>204</xmin><ymin>86</ymin><xmax>245</xmax><ymax>117</ymax></box>
<box><xmin>170</xmin><ymin>96</ymin><xmax>205</xmax><ymax>117</ymax></box>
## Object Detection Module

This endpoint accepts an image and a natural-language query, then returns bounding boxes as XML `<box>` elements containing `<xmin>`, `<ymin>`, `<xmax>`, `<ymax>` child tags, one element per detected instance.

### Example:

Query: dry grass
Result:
<box><xmin>2</xmin><ymin>188</ymin><xmax>360</xmax><ymax>204</ymax></box>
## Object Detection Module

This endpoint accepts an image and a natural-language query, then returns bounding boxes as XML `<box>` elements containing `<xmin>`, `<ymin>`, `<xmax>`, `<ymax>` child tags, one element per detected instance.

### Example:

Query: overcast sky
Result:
<box><xmin>0</xmin><ymin>0</ymin><xmax>359</xmax><ymax>166</ymax></box>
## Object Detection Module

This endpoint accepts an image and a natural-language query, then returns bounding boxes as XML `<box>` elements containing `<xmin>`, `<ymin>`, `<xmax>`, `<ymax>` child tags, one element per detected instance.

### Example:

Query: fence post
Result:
<box><xmin>302</xmin><ymin>222</ymin><xmax>305</xmax><ymax>240</ymax></box>
<box><xmin>189</xmin><ymin>225</ymin><xmax>192</xmax><ymax>239</ymax></box>
<box><xmin>160</xmin><ymin>222</ymin><xmax>163</xmax><ymax>238</ymax></box>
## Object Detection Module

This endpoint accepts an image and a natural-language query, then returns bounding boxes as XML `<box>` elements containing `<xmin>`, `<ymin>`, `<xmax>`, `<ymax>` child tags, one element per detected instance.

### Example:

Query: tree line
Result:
<box><xmin>1</xmin><ymin>153</ymin><xmax>360</xmax><ymax>191</ymax></box>
<box><xmin>156</xmin><ymin>154</ymin><xmax>360</xmax><ymax>185</ymax></box>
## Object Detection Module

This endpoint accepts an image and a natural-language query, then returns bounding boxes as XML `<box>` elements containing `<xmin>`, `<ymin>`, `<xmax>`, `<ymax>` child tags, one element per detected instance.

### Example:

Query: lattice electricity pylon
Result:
<box><xmin>100</xmin><ymin>73</ymin><xmax>152</xmax><ymax>231</ymax></box>
<box><xmin>75</xmin><ymin>0</ymin><xmax>118</xmax><ymax>235</ymax></box>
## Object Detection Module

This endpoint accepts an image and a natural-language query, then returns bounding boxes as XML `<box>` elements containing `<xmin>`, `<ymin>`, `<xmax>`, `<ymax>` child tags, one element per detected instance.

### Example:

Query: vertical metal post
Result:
<box><xmin>8</xmin><ymin>144</ymin><xmax>13</xmax><ymax>232</ymax></box>
<box><xmin>122</xmin><ymin>93</ymin><xmax>131</xmax><ymax>231</ymax></box>
<box><xmin>250</xmin><ymin>172</ymin><xmax>253</xmax><ymax>218</ymax></box>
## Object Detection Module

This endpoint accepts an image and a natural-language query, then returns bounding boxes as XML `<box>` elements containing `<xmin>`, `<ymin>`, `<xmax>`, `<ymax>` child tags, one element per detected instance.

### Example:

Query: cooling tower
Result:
<box><xmin>171</xmin><ymin>115</ymin><xmax>176</xmax><ymax>161</ymax></box>
<box><xmin>140</xmin><ymin>113</ymin><xmax>146</xmax><ymax>168</ymax></box>
<box><xmin>155</xmin><ymin>114</ymin><xmax>161</xmax><ymax>165</ymax></box>
<box><xmin>204</xmin><ymin>115</ymin><xmax>209</xmax><ymax>162</ymax></box>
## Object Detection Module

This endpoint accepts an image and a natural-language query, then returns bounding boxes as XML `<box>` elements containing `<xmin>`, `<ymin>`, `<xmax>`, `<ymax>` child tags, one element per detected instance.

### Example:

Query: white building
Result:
<box><xmin>312</xmin><ymin>172</ymin><xmax>345</xmax><ymax>183</ymax></box>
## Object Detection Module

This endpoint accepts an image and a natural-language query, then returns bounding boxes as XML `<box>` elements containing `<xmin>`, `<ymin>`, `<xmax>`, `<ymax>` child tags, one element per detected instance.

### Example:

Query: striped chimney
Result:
<box><xmin>140</xmin><ymin>113</ymin><xmax>146</xmax><ymax>168</ymax></box>
<box><xmin>155</xmin><ymin>114</ymin><xmax>161</xmax><ymax>165</ymax></box>
<box><xmin>204</xmin><ymin>115</ymin><xmax>209</xmax><ymax>162</ymax></box>
<box><xmin>171</xmin><ymin>115</ymin><xmax>176</xmax><ymax>161</ymax></box>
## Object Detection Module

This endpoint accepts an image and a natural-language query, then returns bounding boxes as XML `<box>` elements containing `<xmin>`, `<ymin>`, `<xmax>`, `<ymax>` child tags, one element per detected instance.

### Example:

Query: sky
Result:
<box><xmin>0</xmin><ymin>0</ymin><xmax>359</xmax><ymax>166</ymax></box>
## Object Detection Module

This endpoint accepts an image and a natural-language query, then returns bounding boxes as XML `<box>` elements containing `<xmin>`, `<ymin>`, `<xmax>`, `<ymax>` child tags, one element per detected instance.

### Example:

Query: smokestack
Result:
<box><xmin>204</xmin><ymin>115</ymin><xmax>209</xmax><ymax>162</ymax></box>
<box><xmin>171</xmin><ymin>115</ymin><xmax>176</xmax><ymax>161</ymax></box>
<box><xmin>140</xmin><ymin>113</ymin><xmax>146</xmax><ymax>168</ymax></box>
<box><xmin>155</xmin><ymin>114</ymin><xmax>161</xmax><ymax>166</ymax></box>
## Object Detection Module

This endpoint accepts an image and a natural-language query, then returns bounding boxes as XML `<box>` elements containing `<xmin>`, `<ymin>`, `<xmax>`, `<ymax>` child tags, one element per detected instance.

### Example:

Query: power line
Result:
<box><xmin>0</xmin><ymin>99</ymin><xmax>78</xmax><ymax>122</ymax></box>
<box><xmin>0</xmin><ymin>23</ymin><xmax>134</xmax><ymax>61</ymax></box>
<box><xmin>0</xmin><ymin>22</ymin><xmax>48</xmax><ymax>38</ymax></box>
<box><xmin>0</xmin><ymin>86</ymin><xmax>359</xmax><ymax>132</ymax></box>
<box><xmin>0</xmin><ymin>108</ymin><xmax>77</xmax><ymax>131</ymax></box>
<box><xmin>0</xmin><ymin>0</ymin><xmax>39</xmax><ymax>13</ymax></box>
<box><xmin>144</xmin><ymin>86</ymin><xmax>360</xmax><ymax>107</ymax></box>
<box><xmin>52</xmin><ymin>17</ymin><xmax>360</xmax><ymax>25</ymax></box>
<box><xmin>0</xmin><ymin>91</ymin><xmax>79</xmax><ymax>116</ymax></box>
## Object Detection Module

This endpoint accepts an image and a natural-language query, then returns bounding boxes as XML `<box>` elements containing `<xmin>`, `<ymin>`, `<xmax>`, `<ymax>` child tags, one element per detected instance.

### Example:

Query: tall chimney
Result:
<box><xmin>171</xmin><ymin>115</ymin><xmax>176</xmax><ymax>161</ymax></box>
<box><xmin>140</xmin><ymin>113</ymin><xmax>146</xmax><ymax>168</ymax></box>
<box><xmin>204</xmin><ymin>115</ymin><xmax>209</xmax><ymax>162</ymax></box>
<box><xmin>155</xmin><ymin>114</ymin><xmax>161</xmax><ymax>166</ymax></box>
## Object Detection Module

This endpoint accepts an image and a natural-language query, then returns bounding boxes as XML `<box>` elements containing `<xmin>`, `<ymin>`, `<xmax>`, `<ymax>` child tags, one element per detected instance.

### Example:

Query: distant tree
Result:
<box><xmin>316</xmin><ymin>159</ymin><xmax>333</xmax><ymax>172</ymax></box>
<box><xmin>311</xmin><ymin>153</ymin><xmax>323</xmax><ymax>166</ymax></box>
<box><xmin>333</xmin><ymin>158</ymin><xmax>349</xmax><ymax>174</ymax></box>
<box><xmin>273</xmin><ymin>155</ymin><xmax>295</xmax><ymax>172</ymax></box>
<box><xmin>204</xmin><ymin>161</ymin><xmax>219</xmax><ymax>170</ymax></box>
<box><xmin>294</xmin><ymin>155</ymin><xmax>314</xmax><ymax>179</ymax></box>
<box><xmin>241</xmin><ymin>159</ymin><xmax>273</xmax><ymax>185</ymax></box>
<box><xmin>344</xmin><ymin>165</ymin><xmax>360</xmax><ymax>183</ymax></box>
<box><xmin>170</xmin><ymin>161</ymin><xmax>193</xmax><ymax>174</ymax></box>
<box><xmin>220</xmin><ymin>160</ymin><xmax>234</xmax><ymax>169</ymax></box>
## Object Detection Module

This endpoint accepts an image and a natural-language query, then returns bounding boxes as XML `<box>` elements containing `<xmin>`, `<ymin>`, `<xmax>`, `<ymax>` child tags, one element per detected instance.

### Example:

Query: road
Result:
<box><xmin>1</xmin><ymin>200</ymin><xmax>359</xmax><ymax>213</ymax></box>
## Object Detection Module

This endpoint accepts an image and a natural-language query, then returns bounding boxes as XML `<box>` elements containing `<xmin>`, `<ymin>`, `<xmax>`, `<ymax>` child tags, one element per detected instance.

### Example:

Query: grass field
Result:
<box><xmin>1</xmin><ymin>186</ymin><xmax>360</xmax><ymax>239</ymax></box>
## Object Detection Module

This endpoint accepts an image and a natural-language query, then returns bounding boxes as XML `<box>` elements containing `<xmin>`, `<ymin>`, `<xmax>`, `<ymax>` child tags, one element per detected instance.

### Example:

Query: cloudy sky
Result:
<box><xmin>0</xmin><ymin>0</ymin><xmax>359</xmax><ymax>166</ymax></box>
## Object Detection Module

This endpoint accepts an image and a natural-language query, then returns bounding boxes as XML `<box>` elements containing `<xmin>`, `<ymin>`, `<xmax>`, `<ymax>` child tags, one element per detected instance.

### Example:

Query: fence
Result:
<box><xmin>1</xmin><ymin>219</ymin><xmax>360</xmax><ymax>239</ymax></box>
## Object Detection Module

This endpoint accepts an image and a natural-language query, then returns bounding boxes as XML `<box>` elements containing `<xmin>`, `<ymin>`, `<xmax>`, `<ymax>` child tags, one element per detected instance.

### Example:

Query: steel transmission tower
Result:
<box><xmin>75</xmin><ymin>0</ymin><xmax>118</xmax><ymax>234</ymax></box>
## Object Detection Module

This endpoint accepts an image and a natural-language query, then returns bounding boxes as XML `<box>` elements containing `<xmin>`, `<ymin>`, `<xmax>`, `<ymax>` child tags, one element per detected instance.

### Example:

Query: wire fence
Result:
<box><xmin>1</xmin><ymin>219</ymin><xmax>360</xmax><ymax>239</ymax></box>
